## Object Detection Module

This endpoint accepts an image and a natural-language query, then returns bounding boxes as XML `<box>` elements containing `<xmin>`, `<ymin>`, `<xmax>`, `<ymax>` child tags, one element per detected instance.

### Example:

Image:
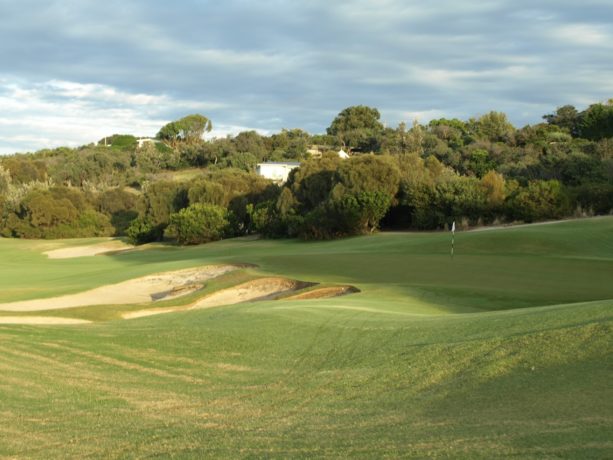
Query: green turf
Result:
<box><xmin>0</xmin><ymin>217</ymin><xmax>612</xmax><ymax>458</ymax></box>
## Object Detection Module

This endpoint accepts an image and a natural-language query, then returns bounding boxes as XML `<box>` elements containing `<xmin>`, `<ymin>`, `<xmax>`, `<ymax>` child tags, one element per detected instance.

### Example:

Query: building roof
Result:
<box><xmin>257</xmin><ymin>161</ymin><xmax>301</xmax><ymax>166</ymax></box>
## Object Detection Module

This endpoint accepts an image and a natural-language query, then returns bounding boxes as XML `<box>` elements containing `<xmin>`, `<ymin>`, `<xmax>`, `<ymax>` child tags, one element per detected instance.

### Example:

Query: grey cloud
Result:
<box><xmin>0</xmin><ymin>0</ymin><xmax>612</xmax><ymax>153</ymax></box>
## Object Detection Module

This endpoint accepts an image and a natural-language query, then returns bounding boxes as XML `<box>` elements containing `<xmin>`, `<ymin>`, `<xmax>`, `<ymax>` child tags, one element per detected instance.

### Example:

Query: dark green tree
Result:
<box><xmin>126</xmin><ymin>217</ymin><xmax>165</xmax><ymax>245</ymax></box>
<box><xmin>157</xmin><ymin>114</ymin><xmax>212</xmax><ymax>144</ymax></box>
<box><xmin>543</xmin><ymin>105</ymin><xmax>580</xmax><ymax>135</ymax></box>
<box><xmin>233</xmin><ymin>131</ymin><xmax>268</xmax><ymax>161</ymax></box>
<box><xmin>97</xmin><ymin>188</ymin><xmax>140</xmax><ymax>235</ymax></box>
<box><xmin>577</xmin><ymin>102</ymin><xmax>613</xmax><ymax>141</ymax></box>
<box><xmin>326</xmin><ymin>106</ymin><xmax>384</xmax><ymax>152</ymax></box>
<box><xmin>142</xmin><ymin>181</ymin><xmax>189</xmax><ymax>228</ymax></box>
<box><xmin>467</xmin><ymin>149</ymin><xmax>495</xmax><ymax>178</ymax></box>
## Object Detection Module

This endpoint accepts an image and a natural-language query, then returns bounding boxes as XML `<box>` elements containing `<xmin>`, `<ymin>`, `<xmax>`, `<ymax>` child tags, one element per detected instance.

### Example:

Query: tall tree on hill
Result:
<box><xmin>157</xmin><ymin>114</ymin><xmax>212</xmax><ymax>145</ymax></box>
<box><xmin>543</xmin><ymin>105</ymin><xmax>580</xmax><ymax>135</ymax></box>
<box><xmin>471</xmin><ymin>111</ymin><xmax>515</xmax><ymax>143</ymax></box>
<box><xmin>577</xmin><ymin>101</ymin><xmax>613</xmax><ymax>141</ymax></box>
<box><xmin>327</xmin><ymin>105</ymin><xmax>384</xmax><ymax>152</ymax></box>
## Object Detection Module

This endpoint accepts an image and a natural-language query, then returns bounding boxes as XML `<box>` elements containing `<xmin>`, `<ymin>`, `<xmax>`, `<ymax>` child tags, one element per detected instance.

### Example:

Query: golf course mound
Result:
<box><xmin>0</xmin><ymin>264</ymin><xmax>242</xmax><ymax>312</ymax></box>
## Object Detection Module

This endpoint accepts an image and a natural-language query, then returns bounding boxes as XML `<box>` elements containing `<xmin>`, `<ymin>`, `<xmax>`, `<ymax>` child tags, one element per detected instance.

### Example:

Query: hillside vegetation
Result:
<box><xmin>0</xmin><ymin>218</ymin><xmax>611</xmax><ymax>457</ymax></box>
<box><xmin>1</xmin><ymin>101</ymin><xmax>612</xmax><ymax>243</ymax></box>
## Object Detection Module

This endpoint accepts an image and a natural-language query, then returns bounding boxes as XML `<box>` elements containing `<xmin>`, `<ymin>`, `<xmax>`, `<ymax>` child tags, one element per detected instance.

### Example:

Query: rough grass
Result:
<box><xmin>0</xmin><ymin>217</ymin><xmax>612</xmax><ymax>458</ymax></box>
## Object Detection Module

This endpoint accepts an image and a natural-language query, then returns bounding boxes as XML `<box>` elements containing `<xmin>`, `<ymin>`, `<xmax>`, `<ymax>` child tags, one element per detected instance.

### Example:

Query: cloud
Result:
<box><xmin>0</xmin><ymin>78</ymin><xmax>243</xmax><ymax>154</ymax></box>
<box><xmin>0</xmin><ymin>0</ymin><xmax>612</xmax><ymax>154</ymax></box>
<box><xmin>550</xmin><ymin>23</ymin><xmax>613</xmax><ymax>47</ymax></box>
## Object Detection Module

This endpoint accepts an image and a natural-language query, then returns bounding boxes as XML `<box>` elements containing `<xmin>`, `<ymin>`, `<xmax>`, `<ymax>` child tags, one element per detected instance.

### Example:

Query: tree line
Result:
<box><xmin>0</xmin><ymin>100</ymin><xmax>611</xmax><ymax>243</ymax></box>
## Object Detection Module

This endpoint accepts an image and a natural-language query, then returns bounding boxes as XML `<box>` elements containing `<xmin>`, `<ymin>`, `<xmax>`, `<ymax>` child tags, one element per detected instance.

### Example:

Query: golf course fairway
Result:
<box><xmin>0</xmin><ymin>217</ymin><xmax>611</xmax><ymax>458</ymax></box>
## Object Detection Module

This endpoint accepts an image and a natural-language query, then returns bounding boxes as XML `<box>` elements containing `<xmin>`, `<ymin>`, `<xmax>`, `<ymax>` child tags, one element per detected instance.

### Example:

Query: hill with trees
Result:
<box><xmin>0</xmin><ymin>99</ymin><xmax>611</xmax><ymax>243</ymax></box>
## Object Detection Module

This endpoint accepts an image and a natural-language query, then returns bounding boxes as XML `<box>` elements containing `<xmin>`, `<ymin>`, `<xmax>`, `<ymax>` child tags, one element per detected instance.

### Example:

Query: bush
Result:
<box><xmin>167</xmin><ymin>203</ymin><xmax>229</xmax><ymax>245</ymax></box>
<box><xmin>72</xmin><ymin>210</ymin><xmax>114</xmax><ymax>237</ymax></box>
<box><xmin>249</xmin><ymin>201</ymin><xmax>294</xmax><ymax>238</ymax></box>
<box><xmin>143</xmin><ymin>180</ymin><xmax>188</xmax><ymax>226</ymax></box>
<box><xmin>126</xmin><ymin>217</ymin><xmax>165</xmax><ymax>245</ymax></box>
<box><xmin>299</xmin><ymin>191</ymin><xmax>392</xmax><ymax>239</ymax></box>
<box><xmin>570</xmin><ymin>183</ymin><xmax>613</xmax><ymax>215</ymax></box>
<box><xmin>97</xmin><ymin>188</ymin><xmax>140</xmax><ymax>235</ymax></box>
<box><xmin>506</xmin><ymin>180</ymin><xmax>569</xmax><ymax>222</ymax></box>
<box><xmin>109</xmin><ymin>135</ymin><xmax>138</xmax><ymax>150</ymax></box>
<box><xmin>352</xmin><ymin>191</ymin><xmax>393</xmax><ymax>232</ymax></box>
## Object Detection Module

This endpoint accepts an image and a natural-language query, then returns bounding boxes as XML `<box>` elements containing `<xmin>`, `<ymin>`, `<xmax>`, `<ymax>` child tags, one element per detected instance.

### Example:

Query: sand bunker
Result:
<box><xmin>122</xmin><ymin>277</ymin><xmax>310</xmax><ymax>319</ymax></box>
<box><xmin>123</xmin><ymin>307</ymin><xmax>181</xmax><ymax>320</ymax></box>
<box><xmin>282</xmin><ymin>285</ymin><xmax>360</xmax><ymax>300</ymax></box>
<box><xmin>0</xmin><ymin>316</ymin><xmax>91</xmax><ymax>325</ymax></box>
<box><xmin>124</xmin><ymin>279</ymin><xmax>360</xmax><ymax>319</ymax></box>
<box><xmin>0</xmin><ymin>265</ymin><xmax>240</xmax><ymax>312</ymax></box>
<box><xmin>190</xmin><ymin>277</ymin><xmax>314</xmax><ymax>310</ymax></box>
<box><xmin>45</xmin><ymin>240</ymin><xmax>133</xmax><ymax>259</ymax></box>
<box><xmin>0</xmin><ymin>260</ymin><xmax>358</xmax><ymax>323</ymax></box>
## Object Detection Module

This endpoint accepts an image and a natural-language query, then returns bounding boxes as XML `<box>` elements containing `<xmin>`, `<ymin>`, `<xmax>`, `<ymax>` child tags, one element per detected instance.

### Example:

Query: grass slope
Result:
<box><xmin>0</xmin><ymin>217</ymin><xmax>612</xmax><ymax>458</ymax></box>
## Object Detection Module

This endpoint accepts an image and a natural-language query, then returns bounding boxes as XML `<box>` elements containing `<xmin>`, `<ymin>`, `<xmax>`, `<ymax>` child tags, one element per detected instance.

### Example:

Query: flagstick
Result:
<box><xmin>451</xmin><ymin>220</ymin><xmax>455</xmax><ymax>259</ymax></box>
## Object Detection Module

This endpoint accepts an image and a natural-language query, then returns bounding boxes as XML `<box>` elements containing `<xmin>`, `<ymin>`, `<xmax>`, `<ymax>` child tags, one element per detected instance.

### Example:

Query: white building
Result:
<box><xmin>337</xmin><ymin>149</ymin><xmax>349</xmax><ymax>159</ymax></box>
<box><xmin>136</xmin><ymin>138</ymin><xmax>161</xmax><ymax>148</ymax></box>
<box><xmin>256</xmin><ymin>162</ymin><xmax>301</xmax><ymax>183</ymax></box>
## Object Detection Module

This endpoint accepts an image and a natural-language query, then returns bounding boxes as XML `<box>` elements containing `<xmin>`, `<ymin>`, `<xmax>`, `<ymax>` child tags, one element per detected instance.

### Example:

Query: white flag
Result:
<box><xmin>451</xmin><ymin>221</ymin><xmax>455</xmax><ymax>233</ymax></box>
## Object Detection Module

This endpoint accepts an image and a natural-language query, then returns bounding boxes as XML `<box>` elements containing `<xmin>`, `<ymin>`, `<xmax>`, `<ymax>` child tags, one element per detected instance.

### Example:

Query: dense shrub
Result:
<box><xmin>126</xmin><ymin>217</ymin><xmax>165</xmax><ymax>245</ymax></box>
<box><xmin>569</xmin><ymin>183</ymin><xmax>613</xmax><ymax>215</ymax></box>
<box><xmin>248</xmin><ymin>201</ymin><xmax>282</xmax><ymax>237</ymax></box>
<box><xmin>299</xmin><ymin>191</ymin><xmax>392</xmax><ymax>239</ymax></box>
<box><xmin>43</xmin><ymin>210</ymin><xmax>113</xmax><ymax>239</ymax></box>
<box><xmin>167</xmin><ymin>203</ymin><xmax>229</xmax><ymax>245</ymax></box>
<box><xmin>506</xmin><ymin>180</ymin><xmax>569</xmax><ymax>222</ymax></box>
<box><xmin>96</xmin><ymin>188</ymin><xmax>140</xmax><ymax>235</ymax></box>
<box><xmin>1</xmin><ymin>188</ymin><xmax>113</xmax><ymax>239</ymax></box>
<box><xmin>0</xmin><ymin>157</ymin><xmax>47</xmax><ymax>183</ymax></box>
<box><xmin>107</xmin><ymin>134</ymin><xmax>138</xmax><ymax>150</ymax></box>
<box><xmin>142</xmin><ymin>180</ymin><xmax>188</xmax><ymax>226</ymax></box>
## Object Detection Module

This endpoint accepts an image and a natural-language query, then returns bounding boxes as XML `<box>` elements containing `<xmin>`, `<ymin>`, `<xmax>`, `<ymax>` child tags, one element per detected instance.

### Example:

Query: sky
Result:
<box><xmin>0</xmin><ymin>0</ymin><xmax>612</xmax><ymax>155</ymax></box>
